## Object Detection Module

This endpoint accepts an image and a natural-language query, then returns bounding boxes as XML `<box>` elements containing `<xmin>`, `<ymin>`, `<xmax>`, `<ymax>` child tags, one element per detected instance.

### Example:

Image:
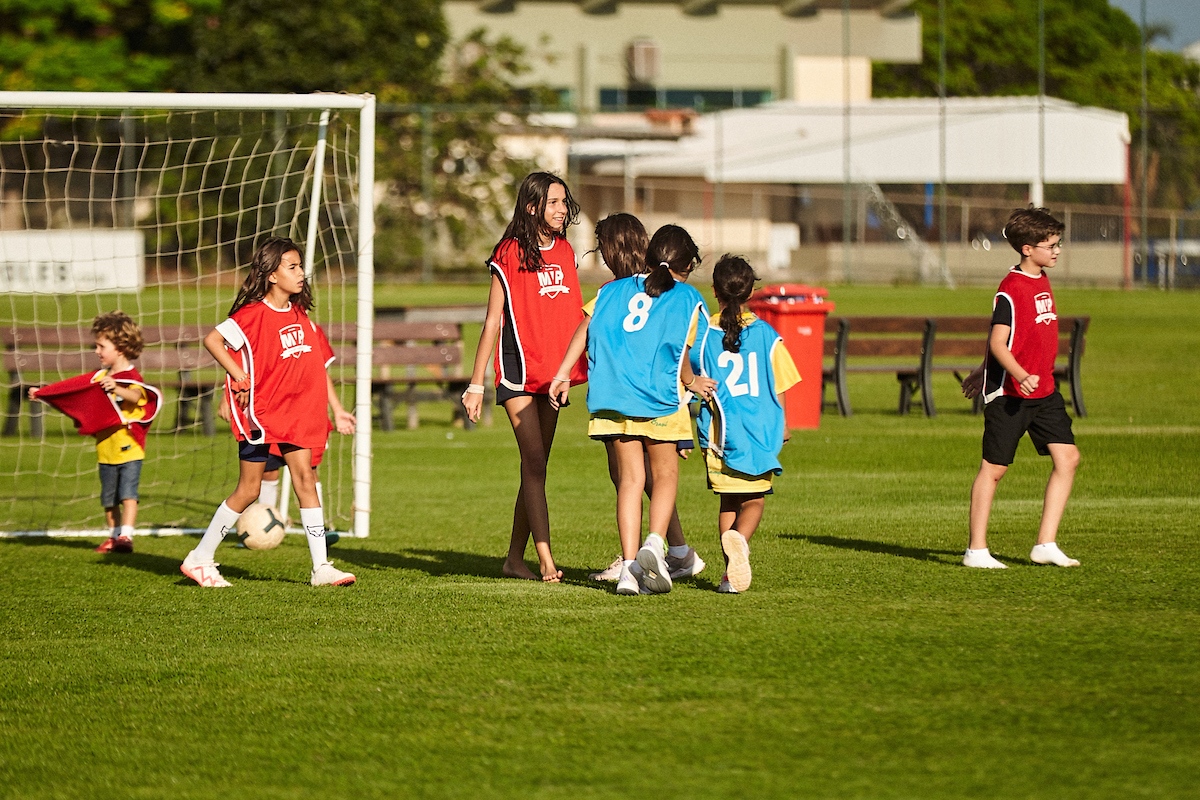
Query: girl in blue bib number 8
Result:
<box><xmin>551</xmin><ymin>225</ymin><xmax>717</xmax><ymax>596</ymax></box>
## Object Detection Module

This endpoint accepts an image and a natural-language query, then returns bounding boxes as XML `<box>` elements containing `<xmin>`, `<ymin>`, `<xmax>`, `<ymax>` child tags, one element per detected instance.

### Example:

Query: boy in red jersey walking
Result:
<box><xmin>961</xmin><ymin>207</ymin><xmax>1081</xmax><ymax>569</ymax></box>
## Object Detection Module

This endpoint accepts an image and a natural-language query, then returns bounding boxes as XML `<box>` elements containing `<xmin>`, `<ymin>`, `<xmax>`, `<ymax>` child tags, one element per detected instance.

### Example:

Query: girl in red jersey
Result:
<box><xmin>462</xmin><ymin>172</ymin><xmax>587</xmax><ymax>582</ymax></box>
<box><xmin>181</xmin><ymin>237</ymin><xmax>356</xmax><ymax>588</ymax></box>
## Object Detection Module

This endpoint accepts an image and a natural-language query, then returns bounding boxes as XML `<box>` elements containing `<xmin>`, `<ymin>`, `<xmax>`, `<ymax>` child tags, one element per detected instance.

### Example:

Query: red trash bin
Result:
<box><xmin>747</xmin><ymin>284</ymin><xmax>835</xmax><ymax>430</ymax></box>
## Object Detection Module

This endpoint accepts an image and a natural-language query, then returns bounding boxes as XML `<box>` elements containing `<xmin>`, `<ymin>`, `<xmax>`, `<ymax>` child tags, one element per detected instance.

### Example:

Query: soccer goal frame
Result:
<box><xmin>0</xmin><ymin>91</ymin><xmax>375</xmax><ymax>539</ymax></box>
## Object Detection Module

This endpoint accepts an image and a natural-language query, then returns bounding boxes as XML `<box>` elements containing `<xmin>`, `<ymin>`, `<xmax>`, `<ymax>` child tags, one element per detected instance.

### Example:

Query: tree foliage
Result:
<box><xmin>374</xmin><ymin>29</ymin><xmax>560</xmax><ymax>275</ymax></box>
<box><xmin>874</xmin><ymin>0</ymin><xmax>1200</xmax><ymax>209</ymax></box>
<box><xmin>175</xmin><ymin>0</ymin><xmax>445</xmax><ymax>94</ymax></box>
<box><xmin>0</xmin><ymin>0</ymin><xmax>218</xmax><ymax>91</ymax></box>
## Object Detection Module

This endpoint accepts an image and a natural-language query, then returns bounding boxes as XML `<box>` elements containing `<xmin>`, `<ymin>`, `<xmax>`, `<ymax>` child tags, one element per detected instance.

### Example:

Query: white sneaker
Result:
<box><xmin>180</xmin><ymin>551</ymin><xmax>231</xmax><ymax>588</ymax></box>
<box><xmin>721</xmin><ymin>530</ymin><xmax>752</xmax><ymax>592</ymax></box>
<box><xmin>962</xmin><ymin>548</ymin><xmax>1008</xmax><ymax>569</ymax></box>
<box><xmin>666</xmin><ymin>547</ymin><xmax>705</xmax><ymax>580</ymax></box>
<box><xmin>1030</xmin><ymin>542</ymin><xmax>1080</xmax><ymax>567</ymax></box>
<box><xmin>616</xmin><ymin>563</ymin><xmax>641</xmax><ymax>596</ymax></box>
<box><xmin>311</xmin><ymin>561</ymin><xmax>357</xmax><ymax>587</ymax></box>
<box><xmin>716</xmin><ymin>575</ymin><xmax>739</xmax><ymax>594</ymax></box>
<box><xmin>588</xmin><ymin>556</ymin><xmax>624</xmax><ymax>582</ymax></box>
<box><xmin>635</xmin><ymin>533</ymin><xmax>672</xmax><ymax>594</ymax></box>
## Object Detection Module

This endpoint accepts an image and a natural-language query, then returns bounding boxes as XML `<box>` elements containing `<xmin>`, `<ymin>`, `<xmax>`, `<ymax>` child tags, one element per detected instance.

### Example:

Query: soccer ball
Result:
<box><xmin>235</xmin><ymin>502</ymin><xmax>286</xmax><ymax>550</ymax></box>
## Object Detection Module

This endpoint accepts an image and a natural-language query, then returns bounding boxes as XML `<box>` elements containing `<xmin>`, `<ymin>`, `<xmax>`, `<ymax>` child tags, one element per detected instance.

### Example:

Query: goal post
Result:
<box><xmin>0</xmin><ymin>91</ymin><xmax>375</xmax><ymax>539</ymax></box>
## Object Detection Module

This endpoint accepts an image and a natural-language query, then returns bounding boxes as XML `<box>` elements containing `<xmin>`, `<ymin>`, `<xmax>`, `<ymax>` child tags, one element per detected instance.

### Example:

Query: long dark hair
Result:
<box><xmin>489</xmin><ymin>172</ymin><xmax>580</xmax><ymax>272</ymax></box>
<box><xmin>595</xmin><ymin>213</ymin><xmax>649</xmax><ymax>279</ymax></box>
<box><xmin>712</xmin><ymin>254</ymin><xmax>757</xmax><ymax>353</ymax></box>
<box><xmin>644</xmin><ymin>224</ymin><xmax>699</xmax><ymax>298</ymax></box>
<box><xmin>229</xmin><ymin>237</ymin><xmax>312</xmax><ymax>316</ymax></box>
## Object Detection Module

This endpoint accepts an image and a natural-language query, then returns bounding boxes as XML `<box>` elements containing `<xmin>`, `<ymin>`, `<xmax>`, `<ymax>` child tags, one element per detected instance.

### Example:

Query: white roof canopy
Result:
<box><xmin>593</xmin><ymin>97</ymin><xmax>1130</xmax><ymax>184</ymax></box>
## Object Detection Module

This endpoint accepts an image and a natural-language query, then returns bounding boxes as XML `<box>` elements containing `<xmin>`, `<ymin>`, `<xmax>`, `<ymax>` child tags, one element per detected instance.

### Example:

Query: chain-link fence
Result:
<box><xmin>375</xmin><ymin>106</ymin><xmax>1199</xmax><ymax>289</ymax></box>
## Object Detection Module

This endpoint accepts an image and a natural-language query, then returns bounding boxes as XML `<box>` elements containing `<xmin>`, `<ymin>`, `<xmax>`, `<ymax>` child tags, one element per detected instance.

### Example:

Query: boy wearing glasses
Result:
<box><xmin>960</xmin><ymin>206</ymin><xmax>1081</xmax><ymax>569</ymax></box>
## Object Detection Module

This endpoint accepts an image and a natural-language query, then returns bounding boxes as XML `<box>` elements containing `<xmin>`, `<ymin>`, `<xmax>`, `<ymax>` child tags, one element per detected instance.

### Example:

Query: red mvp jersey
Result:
<box><xmin>984</xmin><ymin>267</ymin><xmax>1059</xmax><ymax>402</ymax></box>
<box><xmin>490</xmin><ymin>236</ymin><xmax>587</xmax><ymax>393</ymax></box>
<box><xmin>35</xmin><ymin>366</ymin><xmax>162</xmax><ymax>447</ymax></box>
<box><xmin>216</xmin><ymin>301</ymin><xmax>334</xmax><ymax>449</ymax></box>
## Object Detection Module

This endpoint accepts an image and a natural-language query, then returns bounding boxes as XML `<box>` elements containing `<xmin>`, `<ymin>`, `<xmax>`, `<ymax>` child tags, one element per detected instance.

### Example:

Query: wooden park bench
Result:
<box><xmin>325</xmin><ymin>319</ymin><xmax>488</xmax><ymax>431</ymax></box>
<box><xmin>821</xmin><ymin>315</ymin><xmax>1089</xmax><ymax>418</ymax></box>
<box><xmin>4</xmin><ymin>315</ymin><xmax>488</xmax><ymax>436</ymax></box>
<box><xmin>2</xmin><ymin>324</ymin><xmax>218</xmax><ymax>437</ymax></box>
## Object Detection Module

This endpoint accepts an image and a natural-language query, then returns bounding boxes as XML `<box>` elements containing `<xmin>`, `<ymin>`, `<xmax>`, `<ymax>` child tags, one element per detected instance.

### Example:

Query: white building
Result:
<box><xmin>574</xmin><ymin>97</ymin><xmax>1131</xmax><ymax>285</ymax></box>
<box><xmin>443</xmin><ymin>0</ymin><xmax>922</xmax><ymax>109</ymax></box>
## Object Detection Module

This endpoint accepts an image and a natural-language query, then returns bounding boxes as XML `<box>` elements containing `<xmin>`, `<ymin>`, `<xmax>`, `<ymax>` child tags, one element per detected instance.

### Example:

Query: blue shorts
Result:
<box><xmin>238</xmin><ymin>441</ymin><xmax>300</xmax><ymax>468</ymax></box>
<box><xmin>99</xmin><ymin>461</ymin><xmax>142</xmax><ymax>507</ymax></box>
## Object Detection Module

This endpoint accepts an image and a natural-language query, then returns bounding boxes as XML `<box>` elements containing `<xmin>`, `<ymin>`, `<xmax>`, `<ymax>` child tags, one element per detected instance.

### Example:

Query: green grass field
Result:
<box><xmin>2</xmin><ymin>284</ymin><xmax>1197</xmax><ymax>798</ymax></box>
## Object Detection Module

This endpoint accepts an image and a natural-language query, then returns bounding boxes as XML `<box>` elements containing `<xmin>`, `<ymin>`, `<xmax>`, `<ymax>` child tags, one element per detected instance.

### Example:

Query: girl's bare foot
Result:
<box><xmin>502</xmin><ymin>557</ymin><xmax>539</xmax><ymax>581</ymax></box>
<box><xmin>540</xmin><ymin>566</ymin><xmax>563</xmax><ymax>583</ymax></box>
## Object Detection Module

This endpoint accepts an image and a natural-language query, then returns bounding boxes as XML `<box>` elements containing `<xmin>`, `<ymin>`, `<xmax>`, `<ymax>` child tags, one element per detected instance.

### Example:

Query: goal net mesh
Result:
<box><xmin>0</xmin><ymin>103</ymin><xmax>363</xmax><ymax>536</ymax></box>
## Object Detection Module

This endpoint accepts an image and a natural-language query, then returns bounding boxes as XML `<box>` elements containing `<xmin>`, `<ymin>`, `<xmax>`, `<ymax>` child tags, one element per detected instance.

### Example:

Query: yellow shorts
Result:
<box><xmin>704</xmin><ymin>448</ymin><xmax>774</xmax><ymax>495</ymax></box>
<box><xmin>588</xmin><ymin>405</ymin><xmax>694</xmax><ymax>443</ymax></box>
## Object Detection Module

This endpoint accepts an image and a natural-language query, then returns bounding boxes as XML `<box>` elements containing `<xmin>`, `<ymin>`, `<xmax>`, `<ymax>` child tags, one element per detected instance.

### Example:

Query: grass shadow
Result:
<box><xmin>0</xmin><ymin>537</ymin><xmax>97</xmax><ymax>552</ymax></box>
<box><xmin>782</xmin><ymin>533</ymin><xmax>969</xmax><ymax>566</ymax></box>
<box><xmin>335</xmin><ymin>547</ymin><xmax>506</xmax><ymax>580</ymax></box>
<box><xmin>333</xmin><ymin>547</ymin><xmax>634</xmax><ymax>591</ymax></box>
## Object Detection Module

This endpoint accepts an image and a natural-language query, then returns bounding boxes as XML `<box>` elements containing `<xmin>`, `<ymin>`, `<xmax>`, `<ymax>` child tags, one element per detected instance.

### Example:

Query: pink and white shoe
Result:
<box><xmin>180</xmin><ymin>551</ymin><xmax>232</xmax><ymax>588</ymax></box>
<box><xmin>311</xmin><ymin>562</ymin><xmax>356</xmax><ymax>587</ymax></box>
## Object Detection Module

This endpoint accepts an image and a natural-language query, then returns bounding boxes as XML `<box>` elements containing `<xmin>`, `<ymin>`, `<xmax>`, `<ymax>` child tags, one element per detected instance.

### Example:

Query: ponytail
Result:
<box><xmin>644</xmin><ymin>224</ymin><xmax>699</xmax><ymax>298</ymax></box>
<box><xmin>712</xmin><ymin>254</ymin><xmax>757</xmax><ymax>353</ymax></box>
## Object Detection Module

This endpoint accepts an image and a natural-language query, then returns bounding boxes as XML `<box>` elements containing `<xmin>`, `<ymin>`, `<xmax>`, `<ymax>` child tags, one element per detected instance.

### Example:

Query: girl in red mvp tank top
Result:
<box><xmin>462</xmin><ymin>172</ymin><xmax>587</xmax><ymax>583</ymax></box>
<box><xmin>181</xmin><ymin>237</ymin><xmax>356</xmax><ymax>588</ymax></box>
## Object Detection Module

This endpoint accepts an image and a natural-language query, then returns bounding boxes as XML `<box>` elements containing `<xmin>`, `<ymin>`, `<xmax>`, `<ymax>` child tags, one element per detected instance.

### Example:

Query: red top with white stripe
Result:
<box><xmin>217</xmin><ymin>300</ymin><xmax>334</xmax><ymax>448</ymax></box>
<box><xmin>984</xmin><ymin>267</ymin><xmax>1059</xmax><ymax>402</ymax></box>
<box><xmin>489</xmin><ymin>236</ymin><xmax>587</xmax><ymax>393</ymax></box>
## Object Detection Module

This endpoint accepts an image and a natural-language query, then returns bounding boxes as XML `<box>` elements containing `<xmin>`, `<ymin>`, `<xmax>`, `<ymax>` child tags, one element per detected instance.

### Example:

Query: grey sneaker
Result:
<box><xmin>311</xmin><ymin>561</ymin><xmax>356</xmax><ymax>587</ymax></box>
<box><xmin>666</xmin><ymin>547</ymin><xmax>705</xmax><ymax>580</ymax></box>
<box><xmin>635</xmin><ymin>533</ymin><xmax>672</xmax><ymax>594</ymax></box>
<box><xmin>589</xmin><ymin>556</ymin><xmax>624</xmax><ymax>582</ymax></box>
<box><xmin>616</xmin><ymin>563</ymin><xmax>641</xmax><ymax>596</ymax></box>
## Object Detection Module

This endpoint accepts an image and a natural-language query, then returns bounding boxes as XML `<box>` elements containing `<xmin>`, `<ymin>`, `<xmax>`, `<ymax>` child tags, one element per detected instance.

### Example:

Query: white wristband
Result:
<box><xmin>553</xmin><ymin>376</ymin><xmax>571</xmax><ymax>382</ymax></box>
<box><xmin>464</xmin><ymin>384</ymin><xmax>485</xmax><ymax>395</ymax></box>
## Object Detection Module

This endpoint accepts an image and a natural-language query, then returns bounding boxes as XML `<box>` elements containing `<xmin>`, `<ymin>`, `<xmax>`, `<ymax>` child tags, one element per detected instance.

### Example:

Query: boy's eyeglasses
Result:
<box><xmin>1033</xmin><ymin>242</ymin><xmax>1064</xmax><ymax>252</ymax></box>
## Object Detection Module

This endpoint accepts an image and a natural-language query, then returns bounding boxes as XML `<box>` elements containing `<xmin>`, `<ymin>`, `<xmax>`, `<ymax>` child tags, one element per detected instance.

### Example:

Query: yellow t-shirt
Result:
<box><xmin>709</xmin><ymin>312</ymin><xmax>802</xmax><ymax>391</ymax></box>
<box><xmin>92</xmin><ymin>370</ymin><xmax>148</xmax><ymax>465</ymax></box>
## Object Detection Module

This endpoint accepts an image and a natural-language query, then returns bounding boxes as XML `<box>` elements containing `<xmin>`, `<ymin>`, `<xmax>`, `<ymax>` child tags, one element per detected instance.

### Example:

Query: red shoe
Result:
<box><xmin>95</xmin><ymin>537</ymin><xmax>116</xmax><ymax>553</ymax></box>
<box><xmin>112</xmin><ymin>536</ymin><xmax>134</xmax><ymax>553</ymax></box>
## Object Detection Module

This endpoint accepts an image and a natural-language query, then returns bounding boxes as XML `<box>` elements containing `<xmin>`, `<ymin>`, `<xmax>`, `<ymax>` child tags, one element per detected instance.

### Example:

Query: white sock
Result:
<box><xmin>119</xmin><ymin>525</ymin><xmax>134</xmax><ymax>539</ymax></box>
<box><xmin>667</xmin><ymin>544</ymin><xmax>690</xmax><ymax>559</ymax></box>
<box><xmin>258</xmin><ymin>478</ymin><xmax>279</xmax><ymax>508</ymax></box>
<box><xmin>1031</xmin><ymin>542</ymin><xmax>1080</xmax><ymax>567</ymax></box>
<box><xmin>624</xmin><ymin>558</ymin><xmax>640</xmax><ymax>576</ymax></box>
<box><xmin>193</xmin><ymin>502</ymin><xmax>240</xmax><ymax>562</ymax></box>
<box><xmin>110</xmin><ymin>526</ymin><xmax>120</xmax><ymax>539</ymax></box>
<box><xmin>301</xmin><ymin>506</ymin><xmax>327</xmax><ymax>568</ymax></box>
<box><xmin>315</xmin><ymin>481</ymin><xmax>323</xmax><ymax>509</ymax></box>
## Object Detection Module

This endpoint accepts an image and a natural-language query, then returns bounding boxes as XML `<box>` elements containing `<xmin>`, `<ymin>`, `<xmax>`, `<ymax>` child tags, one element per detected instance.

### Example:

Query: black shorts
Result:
<box><xmin>238</xmin><ymin>441</ymin><xmax>300</xmax><ymax>465</ymax></box>
<box><xmin>982</xmin><ymin>391</ymin><xmax>1075</xmax><ymax>466</ymax></box>
<box><xmin>494</xmin><ymin>384</ymin><xmax>560</xmax><ymax>406</ymax></box>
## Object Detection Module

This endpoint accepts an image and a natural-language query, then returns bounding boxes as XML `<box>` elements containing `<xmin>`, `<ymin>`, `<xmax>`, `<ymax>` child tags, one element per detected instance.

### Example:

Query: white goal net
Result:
<box><xmin>0</xmin><ymin>92</ymin><xmax>375</xmax><ymax>538</ymax></box>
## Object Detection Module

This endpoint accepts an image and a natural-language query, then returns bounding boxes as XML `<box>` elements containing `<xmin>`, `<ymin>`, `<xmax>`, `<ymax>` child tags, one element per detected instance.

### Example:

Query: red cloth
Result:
<box><xmin>35</xmin><ymin>367</ymin><xmax>162</xmax><ymax>446</ymax></box>
<box><xmin>489</xmin><ymin>236</ymin><xmax>587</xmax><ymax>393</ymax></box>
<box><xmin>220</xmin><ymin>301</ymin><xmax>334</xmax><ymax>449</ymax></box>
